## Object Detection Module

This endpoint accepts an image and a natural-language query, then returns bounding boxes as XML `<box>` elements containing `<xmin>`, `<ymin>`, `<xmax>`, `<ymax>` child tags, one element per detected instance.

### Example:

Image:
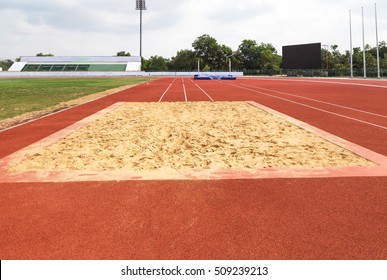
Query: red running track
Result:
<box><xmin>0</xmin><ymin>77</ymin><xmax>386</xmax><ymax>260</ymax></box>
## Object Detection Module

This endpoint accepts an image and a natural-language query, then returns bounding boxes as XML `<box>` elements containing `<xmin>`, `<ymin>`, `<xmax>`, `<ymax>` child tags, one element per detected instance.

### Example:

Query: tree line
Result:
<box><xmin>1</xmin><ymin>34</ymin><xmax>386</xmax><ymax>76</ymax></box>
<box><xmin>322</xmin><ymin>42</ymin><xmax>387</xmax><ymax>77</ymax></box>
<box><xmin>142</xmin><ymin>34</ymin><xmax>386</xmax><ymax>77</ymax></box>
<box><xmin>142</xmin><ymin>34</ymin><xmax>282</xmax><ymax>73</ymax></box>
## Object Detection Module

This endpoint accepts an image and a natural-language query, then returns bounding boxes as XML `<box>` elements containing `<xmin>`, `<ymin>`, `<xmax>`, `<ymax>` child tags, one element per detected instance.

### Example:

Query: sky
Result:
<box><xmin>0</xmin><ymin>0</ymin><xmax>386</xmax><ymax>60</ymax></box>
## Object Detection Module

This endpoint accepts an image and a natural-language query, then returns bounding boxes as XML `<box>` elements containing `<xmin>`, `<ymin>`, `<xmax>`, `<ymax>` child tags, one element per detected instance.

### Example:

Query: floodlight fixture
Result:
<box><xmin>136</xmin><ymin>0</ymin><xmax>147</xmax><ymax>58</ymax></box>
<box><xmin>136</xmin><ymin>0</ymin><xmax>146</xmax><ymax>10</ymax></box>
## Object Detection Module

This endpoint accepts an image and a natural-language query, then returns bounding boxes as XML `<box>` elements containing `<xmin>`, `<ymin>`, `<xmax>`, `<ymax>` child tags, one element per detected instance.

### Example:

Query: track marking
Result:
<box><xmin>286</xmin><ymin>78</ymin><xmax>387</xmax><ymax>89</ymax></box>
<box><xmin>243</xmin><ymin>77</ymin><xmax>387</xmax><ymax>89</ymax></box>
<box><xmin>192</xmin><ymin>81</ymin><xmax>215</xmax><ymax>101</ymax></box>
<box><xmin>158</xmin><ymin>81</ymin><xmax>174</xmax><ymax>102</ymax></box>
<box><xmin>240</xmin><ymin>83</ymin><xmax>387</xmax><ymax>118</ymax></box>
<box><xmin>182</xmin><ymin>78</ymin><xmax>188</xmax><ymax>102</ymax></box>
<box><xmin>228</xmin><ymin>83</ymin><xmax>387</xmax><ymax>130</ymax></box>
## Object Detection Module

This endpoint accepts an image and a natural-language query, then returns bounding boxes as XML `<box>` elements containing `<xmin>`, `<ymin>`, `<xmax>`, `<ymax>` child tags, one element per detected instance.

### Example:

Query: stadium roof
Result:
<box><xmin>19</xmin><ymin>56</ymin><xmax>141</xmax><ymax>63</ymax></box>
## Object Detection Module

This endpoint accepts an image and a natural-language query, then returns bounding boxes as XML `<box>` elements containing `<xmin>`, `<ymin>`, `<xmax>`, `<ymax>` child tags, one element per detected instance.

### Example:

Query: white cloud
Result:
<box><xmin>0</xmin><ymin>0</ymin><xmax>386</xmax><ymax>60</ymax></box>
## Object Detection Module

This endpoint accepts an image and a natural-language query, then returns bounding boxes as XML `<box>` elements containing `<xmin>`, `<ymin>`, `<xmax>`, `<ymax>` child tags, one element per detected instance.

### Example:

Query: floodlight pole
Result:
<box><xmin>140</xmin><ymin>8</ymin><xmax>142</xmax><ymax>58</ymax></box>
<box><xmin>136</xmin><ymin>0</ymin><xmax>147</xmax><ymax>58</ymax></box>
<box><xmin>375</xmin><ymin>3</ymin><xmax>381</xmax><ymax>79</ymax></box>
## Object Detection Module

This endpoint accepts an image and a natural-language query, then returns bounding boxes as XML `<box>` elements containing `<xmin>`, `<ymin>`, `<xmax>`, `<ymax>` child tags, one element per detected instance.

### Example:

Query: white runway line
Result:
<box><xmin>228</xmin><ymin>83</ymin><xmax>387</xmax><ymax>131</ymax></box>
<box><xmin>182</xmin><ymin>78</ymin><xmax>188</xmax><ymax>102</ymax></box>
<box><xmin>284</xmin><ymin>78</ymin><xmax>387</xmax><ymax>89</ymax></box>
<box><xmin>240</xmin><ymin>83</ymin><xmax>387</xmax><ymax>118</ymax></box>
<box><xmin>192</xmin><ymin>81</ymin><xmax>215</xmax><ymax>101</ymax></box>
<box><xmin>243</xmin><ymin>77</ymin><xmax>387</xmax><ymax>89</ymax></box>
<box><xmin>158</xmin><ymin>81</ymin><xmax>174</xmax><ymax>102</ymax></box>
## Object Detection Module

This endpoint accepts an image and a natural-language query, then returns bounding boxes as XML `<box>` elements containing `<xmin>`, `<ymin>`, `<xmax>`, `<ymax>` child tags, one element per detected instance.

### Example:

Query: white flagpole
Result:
<box><xmin>375</xmin><ymin>3</ymin><xmax>381</xmax><ymax>79</ymax></box>
<box><xmin>349</xmin><ymin>9</ymin><xmax>354</xmax><ymax>78</ymax></box>
<box><xmin>362</xmin><ymin>7</ymin><xmax>367</xmax><ymax>78</ymax></box>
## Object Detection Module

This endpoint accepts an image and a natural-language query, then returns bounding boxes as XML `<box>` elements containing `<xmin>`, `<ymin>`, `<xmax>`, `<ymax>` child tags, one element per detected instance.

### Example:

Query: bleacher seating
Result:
<box><xmin>21</xmin><ymin>64</ymin><xmax>128</xmax><ymax>72</ymax></box>
<box><xmin>10</xmin><ymin>56</ymin><xmax>142</xmax><ymax>72</ymax></box>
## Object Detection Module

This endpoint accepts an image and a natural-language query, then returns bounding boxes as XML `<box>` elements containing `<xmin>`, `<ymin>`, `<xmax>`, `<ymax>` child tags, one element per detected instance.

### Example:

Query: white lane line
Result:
<box><xmin>228</xmin><ymin>83</ymin><xmax>387</xmax><ymax>130</ymax></box>
<box><xmin>240</xmin><ymin>83</ymin><xmax>387</xmax><ymax>118</ymax></box>
<box><xmin>158</xmin><ymin>82</ymin><xmax>173</xmax><ymax>102</ymax></box>
<box><xmin>182</xmin><ymin>78</ymin><xmax>188</xmax><ymax>102</ymax></box>
<box><xmin>242</xmin><ymin>77</ymin><xmax>387</xmax><ymax>89</ymax></box>
<box><xmin>287</xmin><ymin>78</ymin><xmax>387</xmax><ymax>89</ymax></box>
<box><xmin>193</xmin><ymin>82</ymin><xmax>215</xmax><ymax>101</ymax></box>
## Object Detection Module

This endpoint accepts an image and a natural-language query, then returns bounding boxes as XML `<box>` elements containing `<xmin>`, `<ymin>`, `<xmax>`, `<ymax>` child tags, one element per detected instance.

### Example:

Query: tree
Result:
<box><xmin>143</xmin><ymin>55</ymin><xmax>168</xmax><ymax>71</ymax></box>
<box><xmin>169</xmin><ymin>49</ymin><xmax>197</xmax><ymax>71</ymax></box>
<box><xmin>191</xmin><ymin>34</ymin><xmax>239</xmax><ymax>70</ymax></box>
<box><xmin>116</xmin><ymin>51</ymin><xmax>131</xmax><ymax>56</ymax></box>
<box><xmin>217</xmin><ymin>44</ymin><xmax>233</xmax><ymax>70</ymax></box>
<box><xmin>236</xmin><ymin>39</ymin><xmax>260</xmax><ymax>70</ymax></box>
<box><xmin>378</xmin><ymin>41</ymin><xmax>387</xmax><ymax>62</ymax></box>
<box><xmin>36</xmin><ymin>53</ymin><xmax>54</xmax><ymax>57</ymax></box>
<box><xmin>0</xmin><ymin>59</ymin><xmax>14</xmax><ymax>71</ymax></box>
<box><xmin>324</xmin><ymin>45</ymin><xmax>347</xmax><ymax>74</ymax></box>
<box><xmin>230</xmin><ymin>50</ymin><xmax>243</xmax><ymax>70</ymax></box>
<box><xmin>192</xmin><ymin>34</ymin><xmax>220</xmax><ymax>70</ymax></box>
<box><xmin>352</xmin><ymin>47</ymin><xmax>364</xmax><ymax>71</ymax></box>
<box><xmin>257</xmin><ymin>43</ymin><xmax>281</xmax><ymax>70</ymax></box>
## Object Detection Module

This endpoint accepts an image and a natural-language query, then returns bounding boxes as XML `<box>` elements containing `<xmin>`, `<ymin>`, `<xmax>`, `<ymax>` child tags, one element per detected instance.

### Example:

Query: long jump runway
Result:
<box><xmin>0</xmin><ymin>77</ymin><xmax>386</xmax><ymax>259</ymax></box>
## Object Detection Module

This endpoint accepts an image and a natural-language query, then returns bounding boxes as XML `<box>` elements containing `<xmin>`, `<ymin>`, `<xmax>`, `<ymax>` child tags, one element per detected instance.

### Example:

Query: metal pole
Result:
<box><xmin>136</xmin><ymin>0</ymin><xmax>146</xmax><ymax>58</ymax></box>
<box><xmin>349</xmin><ymin>9</ymin><xmax>354</xmax><ymax>78</ymax></box>
<box><xmin>197</xmin><ymin>59</ymin><xmax>200</xmax><ymax>72</ymax></box>
<box><xmin>362</xmin><ymin>7</ymin><xmax>367</xmax><ymax>78</ymax></box>
<box><xmin>229</xmin><ymin>58</ymin><xmax>231</xmax><ymax>72</ymax></box>
<box><xmin>375</xmin><ymin>3</ymin><xmax>381</xmax><ymax>79</ymax></box>
<box><xmin>140</xmin><ymin>8</ymin><xmax>142</xmax><ymax>58</ymax></box>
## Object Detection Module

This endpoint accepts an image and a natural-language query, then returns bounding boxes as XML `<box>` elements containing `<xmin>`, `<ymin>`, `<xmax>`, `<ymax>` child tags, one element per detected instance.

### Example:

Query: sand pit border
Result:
<box><xmin>1</xmin><ymin>101</ymin><xmax>386</xmax><ymax>182</ymax></box>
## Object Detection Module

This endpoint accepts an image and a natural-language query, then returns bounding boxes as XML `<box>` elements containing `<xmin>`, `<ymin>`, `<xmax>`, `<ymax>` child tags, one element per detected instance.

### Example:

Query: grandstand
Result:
<box><xmin>8</xmin><ymin>56</ymin><xmax>142</xmax><ymax>72</ymax></box>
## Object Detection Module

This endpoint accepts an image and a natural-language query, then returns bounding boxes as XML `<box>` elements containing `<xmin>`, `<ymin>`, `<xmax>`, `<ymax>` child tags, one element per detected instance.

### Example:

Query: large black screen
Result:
<box><xmin>282</xmin><ymin>43</ymin><xmax>321</xmax><ymax>69</ymax></box>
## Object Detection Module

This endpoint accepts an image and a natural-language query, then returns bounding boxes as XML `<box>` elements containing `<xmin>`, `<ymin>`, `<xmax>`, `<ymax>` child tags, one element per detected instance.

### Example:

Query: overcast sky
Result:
<box><xmin>0</xmin><ymin>0</ymin><xmax>386</xmax><ymax>60</ymax></box>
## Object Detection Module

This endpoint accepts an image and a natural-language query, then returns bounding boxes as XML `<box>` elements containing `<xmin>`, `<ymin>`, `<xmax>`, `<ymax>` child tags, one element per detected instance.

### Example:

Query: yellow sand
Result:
<box><xmin>10</xmin><ymin>102</ymin><xmax>374</xmax><ymax>172</ymax></box>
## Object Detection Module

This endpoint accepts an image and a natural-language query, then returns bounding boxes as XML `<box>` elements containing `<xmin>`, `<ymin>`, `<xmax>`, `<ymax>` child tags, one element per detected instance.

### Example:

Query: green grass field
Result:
<box><xmin>0</xmin><ymin>77</ymin><xmax>152</xmax><ymax>120</ymax></box>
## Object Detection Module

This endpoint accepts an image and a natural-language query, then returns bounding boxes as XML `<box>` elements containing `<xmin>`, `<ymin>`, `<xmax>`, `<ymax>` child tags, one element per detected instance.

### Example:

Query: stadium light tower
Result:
<box><xmin>136</xmin><ymin>0</ymin><xmax>147</xmax><ymax>58</ymax></box>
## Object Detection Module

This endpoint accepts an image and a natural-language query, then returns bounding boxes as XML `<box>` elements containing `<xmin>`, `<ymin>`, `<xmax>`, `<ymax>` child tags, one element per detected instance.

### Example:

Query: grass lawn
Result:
<box><xmin>0</xmin><ymin>77</ymin><xmax>151</xmax><ymax>120</ymax></box>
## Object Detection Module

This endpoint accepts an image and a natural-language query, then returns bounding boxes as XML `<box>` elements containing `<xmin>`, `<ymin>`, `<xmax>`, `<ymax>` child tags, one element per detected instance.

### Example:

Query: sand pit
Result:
<box><xmin>9</xmin><ymin>102</ymin><xmax>374</xmax><ymax>175</ymax></box>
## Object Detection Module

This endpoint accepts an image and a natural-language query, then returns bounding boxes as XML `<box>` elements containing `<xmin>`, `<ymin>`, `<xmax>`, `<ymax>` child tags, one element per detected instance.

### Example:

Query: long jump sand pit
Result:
<box><xmin>1</xmin><ymin>101</ymin><xmax>387</xmax><ymax>182</ymax></box>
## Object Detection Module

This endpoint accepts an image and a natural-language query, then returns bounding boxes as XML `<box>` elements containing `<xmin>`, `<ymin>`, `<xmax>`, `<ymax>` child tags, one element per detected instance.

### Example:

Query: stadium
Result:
<box><xmin>0</xmin><ymin>0</ymin><xmax>387</xmax><ymax>279</ymax></box>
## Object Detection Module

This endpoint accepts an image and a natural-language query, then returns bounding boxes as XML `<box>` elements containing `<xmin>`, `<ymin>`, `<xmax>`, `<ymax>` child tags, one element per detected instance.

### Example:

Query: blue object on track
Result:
<box><xmin>194</xmin><ymin>74</ymin><xmax>236</xmax><ymax>80</ymax></box>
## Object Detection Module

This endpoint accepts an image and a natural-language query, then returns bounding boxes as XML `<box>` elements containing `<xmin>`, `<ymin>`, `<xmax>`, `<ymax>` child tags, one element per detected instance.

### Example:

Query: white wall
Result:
<box><xmin>8</xmin><ymin>62</ymin><xmax>27</xmax><ymax>72</ymax></box>
<box><xmin>126</xmin><ymin>62</ymin><xmax>142</xmax><ymax>71</ymax></box>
